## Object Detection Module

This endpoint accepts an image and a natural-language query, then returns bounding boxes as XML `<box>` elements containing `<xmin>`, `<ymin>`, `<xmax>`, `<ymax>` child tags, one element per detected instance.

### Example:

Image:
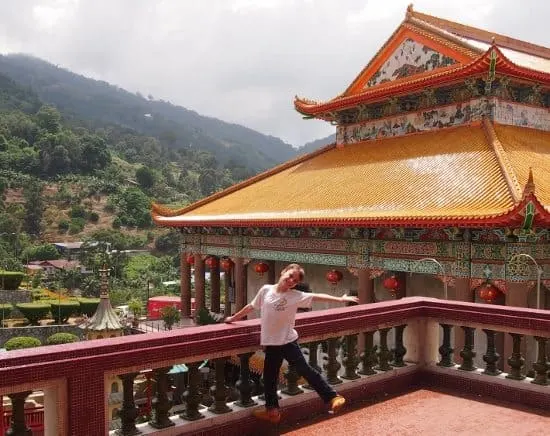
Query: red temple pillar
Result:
<box><xmin>210</xmin><ymin>258</ymin><xmax>221</xmax><ymax>313</ymax></box>
<box><xmin>194</xmin><ymin>254</ymin><xmax>205</xmax><ymax>311</ymax></box>
<box><xmin>180</xmin><ymin>253</ymin><xmax>191</xmax><ymax>318</ymax></box>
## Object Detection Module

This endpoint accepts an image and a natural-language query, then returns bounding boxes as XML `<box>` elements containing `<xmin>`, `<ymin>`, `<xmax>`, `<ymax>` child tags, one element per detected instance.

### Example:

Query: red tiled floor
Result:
<box><xmin>280</xmin><ymin>389</ymin><xmax>550</xmax><ymax>436</ymax></box>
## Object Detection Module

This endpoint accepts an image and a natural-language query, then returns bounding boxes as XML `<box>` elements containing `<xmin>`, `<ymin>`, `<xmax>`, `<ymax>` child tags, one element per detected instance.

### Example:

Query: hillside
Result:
<box><xmin>0</xmin><ymin>54</ymin><xmax>298</xmax><ymax>171</ymax></box>
<box><xmin>300</xmin><ymin>133</ymin><xmax>336</xmax><ymax>154</ymax></box>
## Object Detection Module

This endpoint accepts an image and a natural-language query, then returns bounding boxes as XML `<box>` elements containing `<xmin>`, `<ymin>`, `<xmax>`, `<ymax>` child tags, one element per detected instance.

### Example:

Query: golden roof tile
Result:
<box><xmin>493</xmin><ymin>124</ymin><xmax>550</xmax><ymax>208</ymax></box>
<box><xmin>154</xmin><ymin>125</ymin><xmax>516</xmax><ymax>226</ymax></box>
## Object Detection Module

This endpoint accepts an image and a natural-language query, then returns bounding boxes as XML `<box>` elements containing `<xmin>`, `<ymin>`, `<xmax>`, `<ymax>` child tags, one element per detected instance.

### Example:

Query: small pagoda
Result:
<box><xmin>80</xmin><ymin>266</ymin><xmax>123</xmax><ymax>340</ymax></box>
<box><xmin>152</xmin><ymin>5</ymin><xmax>549</xmax><ymax>368</ymax></box>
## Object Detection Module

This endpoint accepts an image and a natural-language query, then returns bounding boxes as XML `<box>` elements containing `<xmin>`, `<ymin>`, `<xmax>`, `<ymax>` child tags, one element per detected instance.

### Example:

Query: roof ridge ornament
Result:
<box><xmin>522</xmin><ymin>167</ymin><xmax>535</xmax><ymax>198</ymax></box>
<box><xmin>406</xmin><ymin>3</ymin><xmax>414</xmax><ymax>18</ymax></box>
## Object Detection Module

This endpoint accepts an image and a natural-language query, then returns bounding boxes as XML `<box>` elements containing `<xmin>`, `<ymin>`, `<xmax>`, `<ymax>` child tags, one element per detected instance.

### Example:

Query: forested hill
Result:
<box><xmin>0</xmin><ymin>53</ymin><xmax>298</xmax><ymax>171</ymax></box>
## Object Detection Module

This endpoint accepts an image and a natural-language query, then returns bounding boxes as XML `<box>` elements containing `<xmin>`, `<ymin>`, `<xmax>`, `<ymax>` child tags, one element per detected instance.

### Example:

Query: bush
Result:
<box><xmin>89</xmin><ymin>211</ymin><xmax>100</xmax><ymax>223</ymax></box>
<box><xmin>49</xmin><ymin>300</ymin><xmax>81</xmax><ymax>323</ymax></box>
<box><xmin>69</xmin><ymin>204</ymin><xmax>87</xmax><ymax>219</ymax></box>
<box><xmin>16</xmin><ymin>302</ymin><xmax>52</xmax><ymax>325</ymax></box>
<box><xmin>112</xmin><ymin>217</ymin><xmax>121</xmax><ymax>229</ymax></box>
<box><xmin>69</xmin><ymin>217</ymin><xmax>86</xmax><ymax>234</ymax></box>
<box><xmin>0</xmin><ymin>271</ymin><xmax>25</xmax><ymax>290</ymax></box>
<box><xmin>58</xmin><ymin>219</ymin><xmax>70</xmax><ymax>232</ymax></box>
<box><xmin>46</xmin><ymin>332</ymin><xmax>79</xmax><ymax>345</ymax></box>
<box><xmin>195</xmin><ymin>307</ymin><xmax>224</xmax><ymax>325</ymax></box>
<box><xmin>4</xmin><ymin>336</ymin><xmax>42</xmax><ymax>351</ymax></box>
<box><xmin>0</xmin><ymin>303</ymin><xmax>13</xmax><ymax>321</ymax></box>
<box><xmin>78</xmin><ymin>298</ymin><xmax>100</xmax><ymax>316</ymax></box>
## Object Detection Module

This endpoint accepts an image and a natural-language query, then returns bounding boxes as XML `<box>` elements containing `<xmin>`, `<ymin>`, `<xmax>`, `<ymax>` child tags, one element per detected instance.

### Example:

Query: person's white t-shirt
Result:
<box><xmin>251</xmin><ymin>284</ymin><xmax>314</xmax><ymax>346</ymax></box>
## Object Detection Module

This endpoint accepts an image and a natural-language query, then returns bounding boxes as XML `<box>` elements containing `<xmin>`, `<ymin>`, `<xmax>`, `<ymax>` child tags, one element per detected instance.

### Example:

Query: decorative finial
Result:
<box><xmin>523</xmin><ymin>167</ymin><xmax>535</xmax><ymax>197</ymax></box>
<box><xmin>491</xmin><ymin>36</ymin><xmax>496</xmax><ymax>46</ymax></box>
<box><xmin>406</xmin><ymin>3</ymin><xmax>414</xmax><ymax>18</ymax></box>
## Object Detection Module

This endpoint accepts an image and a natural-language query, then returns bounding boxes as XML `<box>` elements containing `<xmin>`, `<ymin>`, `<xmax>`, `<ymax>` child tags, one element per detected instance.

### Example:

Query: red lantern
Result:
<box><xmin>186</xmin><ymin>254</ymin><xmax>195</xmax><ymax>265</ymax></box>
<box><xmin>383</xmin><ymin>275</ymin><xmax>400</xmax><ymax>293</ymax></box>
<box><xmin>220</xmin><ymin>258</ymin><xmax>234</xmax><ymax>272</ymax></box>
<box><xmin>479</xmin><ymin>283</ymin><xmax>500</xmax><ymax>304</ymax></box>
<box><xmin>205</xmin><ymin>256</ymin><xmax>218</xmax><ymax>269</ymax></box>
<box><xmin>325</xmin><ymin>269</ymin><xmax>343</xmax><ymax>286</ymax></box>
<box><xmin>254</xmin><ymin>262</ymin><xmax>269</xmax><ymax>277</ymax></box>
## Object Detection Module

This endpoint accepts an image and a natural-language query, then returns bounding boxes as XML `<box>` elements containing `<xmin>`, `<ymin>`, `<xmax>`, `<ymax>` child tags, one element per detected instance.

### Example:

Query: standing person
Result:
<box><xmin>225</xmin><ymin>263</ymin><xmax>359</xmax><ymax>424</ymax></box>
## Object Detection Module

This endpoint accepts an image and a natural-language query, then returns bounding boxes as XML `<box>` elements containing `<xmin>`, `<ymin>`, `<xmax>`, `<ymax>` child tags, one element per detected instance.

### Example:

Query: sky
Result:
<box><xmin>0</xmin><ymin>0</ymin><xmax>549</xmax><ymax>147</ymax></box>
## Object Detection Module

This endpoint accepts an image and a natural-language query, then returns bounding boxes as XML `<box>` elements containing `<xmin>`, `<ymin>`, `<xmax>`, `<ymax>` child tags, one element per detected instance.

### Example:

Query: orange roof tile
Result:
<box><xmin>154</xmin><ymin>125</ymin><xmax>517</xmax><ymax>227</ymax></box>
<box><xmin>493</xmin><ymin>124</ymin><xmax>550</xmax><ymax>209</ymax></box>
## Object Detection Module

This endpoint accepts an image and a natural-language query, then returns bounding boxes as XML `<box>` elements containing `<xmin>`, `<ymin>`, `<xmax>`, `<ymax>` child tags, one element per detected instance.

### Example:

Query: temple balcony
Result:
<box><xmin>1</xmin><ymin>297</ymin><xmax>549</xmax><ymax>436</ymax></box>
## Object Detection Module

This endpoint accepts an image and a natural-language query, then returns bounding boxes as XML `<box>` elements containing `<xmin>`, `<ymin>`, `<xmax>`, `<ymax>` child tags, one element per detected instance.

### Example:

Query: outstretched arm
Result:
<box><xmin>225</xmin><ymin>304</ymin><xmax>254</xmax><ymax>323</ymax></box>
<box><xmin>311</xmin><ymin>293</ymin><xmax>359</xmax><ymax>304</ymax></box>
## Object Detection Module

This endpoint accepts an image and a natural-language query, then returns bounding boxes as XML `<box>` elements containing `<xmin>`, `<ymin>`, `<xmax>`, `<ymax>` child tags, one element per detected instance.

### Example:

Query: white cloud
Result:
<box><xmin>0</xmin><ymin>0</ymin><xmax>547</xmax><ymax>146</ymax></box>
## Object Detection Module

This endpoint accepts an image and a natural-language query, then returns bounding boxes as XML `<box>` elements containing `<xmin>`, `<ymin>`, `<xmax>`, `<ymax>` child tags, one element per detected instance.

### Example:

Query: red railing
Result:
<box><xmin>1</xmin><ymin>406</ymin><xmax>44</xmax><ymax>435</ymax></box>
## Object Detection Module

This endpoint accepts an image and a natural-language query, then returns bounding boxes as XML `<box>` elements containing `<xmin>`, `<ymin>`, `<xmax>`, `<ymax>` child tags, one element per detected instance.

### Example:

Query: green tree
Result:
<box><xmin>23</xmin><ymin>180</ymin><xmax>43</xmax><ymax>235</ymax></box>
<box><xmin>135</xmin><ymin>166</ymin><xmax>155</xmax><ymax>189</ymax></box>
<box><xmin>35</xmin><ymin>105</ymin><xmax>61</xmax><ymax>134</ymax></box>
<box><xmin>160</xmin><ymin>305</ymin><xmax>181</xmax><ymax>330</ymax></box>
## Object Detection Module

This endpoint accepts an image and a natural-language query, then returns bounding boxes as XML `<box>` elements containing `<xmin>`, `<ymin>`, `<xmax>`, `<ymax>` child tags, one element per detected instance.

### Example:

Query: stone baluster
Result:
<box><xmin>482</xmin><ymin>329</ymin><xmax>501</xmax><ymax>376</ymax></box>
<box><xmin>6</xmin><ymin>391</ymin><xmax>32</xmax><ymax>436</ymax></box>
<box><xmin>438</xmin><ymin>324</ymin><xmax>454</xmax><ymax>367</ymax></box>
<box><xmin>392</xmin><ymin>325</ymin><xmax>407</xmax><ymax>367</ymax></box>
<box><xmin>326</xmin><ymin>337</ymin><xmax>343</xmax><ymax>385</ymax></box>
<box><xmin>342</xmin><ymin>333</ymin><xmax>360</xmax><ymax>379</ymax></box>
<box><xmin>282</xmin><ymin>361</ymin><xmax>304</xmax><ymax>395</ymax></box>
<box><xmin>116</xmin><ymin>373</ymin><xmax>141</xmax><ymax>436</ymax></box>
<box><xmin>532</xmin><ymin>337</ymin><xmax>549</xmax><ymax>386</ymax></box>
<box><xmin>303</xmin><ymin>341</ymin><xmax>321</xmax><ymax>390</ymax></box>
<box><xmin>199</xmin><ymin>365</ymin><xmax>214</xmax><ymax>407</ymax></box>
<box><xmin>358</xmin><ymin>331</ymin><xmax>377</xmax><ymax>375</ymax></box>
<box><xmin>150</xmin><ymin>367</ymin><xmax>174</xmax><ymax>429</ymax></box>
<box><xmin>506</xmin><ymin>333</ymin><xmax>525</xmax><ymax>380</ymax></box>
<box><xmin>208</xmin><ymin>358</ymin><xmax>232</xmax><ymax>414</ymax></box>
<box><xmin>376</xmin><ymin>328</ymin><xmax>392</xmax><ymax>371</ymax></box>
<box><xmin>458</xmin><ymin>327</ymin><xmax>476</xmax><ymax>371</ymax></box>
<box><xmin>235</xmin><ymin>352</ymin><xmax>257</xmax><ymax>407</ymax></box>
<box><xmin>181</xmin><ymin>362</ymin><xmax>204</xmax><ymax>421</ymax></box>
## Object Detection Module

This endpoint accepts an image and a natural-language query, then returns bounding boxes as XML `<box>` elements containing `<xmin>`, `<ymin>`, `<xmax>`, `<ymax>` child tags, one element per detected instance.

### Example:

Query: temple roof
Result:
<box><xmin>153</xmin><ymin>122</ymin><xmax>550</xmax><ymax>228</ymax></box>
<box><xmin>295</xmin><ymin>6</ymin><xmax>550</xmax><ymax>118</ymax></box>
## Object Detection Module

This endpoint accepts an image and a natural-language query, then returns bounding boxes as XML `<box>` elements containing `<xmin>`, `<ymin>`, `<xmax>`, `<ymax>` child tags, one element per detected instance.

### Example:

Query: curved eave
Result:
<box><xmin>295</xmin><ymin>47</ymin><xmax>550</xmax><ymax>119</ymax></box>
<box><xmin>294</xmin><ymin>53</ymin><xmax>490</xmax><ymax>117</ymax></box>
<box><xmin>152</xmin><ymin>195</ymin><xmax>550</xmax><ymax>229</ymax></box>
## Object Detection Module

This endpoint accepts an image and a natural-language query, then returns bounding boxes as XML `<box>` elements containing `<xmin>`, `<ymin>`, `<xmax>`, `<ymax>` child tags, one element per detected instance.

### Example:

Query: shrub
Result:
<box><xmin>112</xmin><ymin>217</ymin><xmax>121</xmax><ymax>229</ymax></box>
<box><xmin>195</xmin><ymin>307</ymin><xmax>224</xmax><ymax>326</ymax></box>
<box><xmin>78</xmin><ymin>298</ymin><xmax>100</xmax><ymax>316</ymax></box>
<box><xmin>89</xmin><ymin>211</ymin><xmax>100</xmax><ymax>223</ymax></box>
<box><xmin>49</xmin><ymin>300</ymin><xmax>81</xmax><ymax>324</ymax></box>
<box><xmin>46</xmin><ymin>332</ymin><xmax>79</xmax><ymax>345</ymax></box>
<box><xmin>0</xmin><ymin>303</ymin><xmax>13</xmax><ymax>322</ymax></box>
<box><xmin>16</xmin><ymin>302</ymin><xmax>51</xmax><ymax>325</ymax></box>
<box><xmin>160</xmin><ymin>305</ymin><xmax>181</xmax><ymax>330</ymax></box>
<box><xmin>58</xmin><ymin>219</ymin><xmax>70</xmax><ymax>232</ymax></box>
<box><xmin>69</xmin><ymin>204</ymin><xmax>87</xmax><ymax>219</ymax></box>
<box><xmin>0</xmin><ymin>271</ymin><xmax>25</xmax><ymax>290</ymax></box>
<box><xmin>4</xmin><ymin>336</ymin><xmax>42</xmax><ymax>351</ymax></box>
<box><xmin>69</xmin><ymin>217</ymin><xmax>86</xmax><ymax>234</ymax></box>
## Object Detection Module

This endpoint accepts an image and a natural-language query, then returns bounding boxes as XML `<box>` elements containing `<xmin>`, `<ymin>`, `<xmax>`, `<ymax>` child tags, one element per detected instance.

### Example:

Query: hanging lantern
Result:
<box><xmin>186</xmin><ymin>254</ymin><xmax>195</xmax><ymax>265</ymax></box>
<box><xmin>383</xmin><ymin>275</ymin><xmax>400</xmax><ymax>293</ymax></box>
<box><xmin>220</xmin><ymin>258</ymin><xmax>234</xmax><ymax>272</ymax></box>
<box><xmin>254</xmin><ymin>261</ymin><xmax>269</xmax><ymax>277</ymax></box>
<box><xmin>478</xmin><ymin>282</ymin><xmax>501</xmax><ymax>304</ymax></box>
<box><xmin>325</xmin><ymin>269</ymin><xmax>343</xmax><ymax>286</ymax></box>
<box><xmin>205</xmin><ymin>256</ymin><xmax>218</xmax><ymax>269</ymax></box>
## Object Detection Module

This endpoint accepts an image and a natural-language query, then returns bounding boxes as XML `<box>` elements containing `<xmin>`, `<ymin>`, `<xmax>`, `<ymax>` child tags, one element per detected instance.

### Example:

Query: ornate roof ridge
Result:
<box><xmin>481</xmin><ymin>117</ymin><xmax>522</xmax><ymax>203</ymax></box>
<box><xmin>152</xmin><ymin>142</ymin><xmax>337</xmax><ymax>219</ymax></box>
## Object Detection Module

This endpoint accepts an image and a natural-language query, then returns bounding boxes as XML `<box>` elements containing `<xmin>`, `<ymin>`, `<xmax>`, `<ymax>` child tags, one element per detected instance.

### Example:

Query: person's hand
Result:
<box><xmin>341</xmin><ymin>294</ymin><xmax>359</xmax><ymax>304</ymax></box>
<box><xmin>224</xmin><ymin>315</ymin><xmax>235</xmax><ymax>323</ymax></box>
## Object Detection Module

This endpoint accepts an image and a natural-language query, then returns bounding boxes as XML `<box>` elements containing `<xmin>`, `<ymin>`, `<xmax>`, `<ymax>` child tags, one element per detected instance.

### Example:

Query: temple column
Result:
<box><xmin>210</xmin><ymin>258</ymin><xmax>221</xmax><ymax>313</ymax></box>
<box><xmin>180</xmin><ymin>252</ymin><xmax>191</xmax><ymax>318</ymax></box>
<box><xmin>234</xmin><ymin>258</ymin><xmax>248</xmax><ymax>312</ymax></box>
<box><xmin>452</xmin><ymin>277</ymin><xmax>473</xmax><ymax>363</ymax></box>
<box><xmin>358</xmin><ymin>268</ymin><xmax>374</xmax><ymax>304</ymax></box>
<box><xmin>267</xmin><ymin>260</ymin><xmax>276</xmax><ymax>285</ymax></box>
<box><xmin>504</xmin><ymin>281</ymin><xmax>530</xmax><ymax>373</ymax></box>
<box><xmin>223</xmin><ymin>268</ymin><xmax>232</xmax><ymax>316</ymax></box>
<box><xmin>194</xmin><ymin>254</ymin><xmax>206</xmax><ymax>311</ymax></box>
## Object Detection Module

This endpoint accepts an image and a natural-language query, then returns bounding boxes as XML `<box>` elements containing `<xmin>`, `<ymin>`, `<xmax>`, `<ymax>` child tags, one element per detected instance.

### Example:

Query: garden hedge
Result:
<box><xmin>78</xmin><ymin>298</ymin><xmax>100</xmax><ymax>317</ymax></box>
<box><xmin>0</xmin><ymin>303</ymin><xmax>13</xmax><ymax>321</ymax></box>
<box><xmin>46</xmin><ymin>332</ymin><xmax>80</xmax><ymax>345</ymax></box>
<box><xmin>0</xmin><ymin>271</ymin><xmax>25</xmax><ymax>290</ymax></box>
<box><xmin>4</xmin><ymin>336</ymin><xmax>42</xmax><ymax>351</ymax></box>
<box><xmin>16</xmin><ymin>302</ymin><xmax>52</xmax><ymax>325</ymax></box>
<box><xmin>48</xmin><ymin>300</ymin><xmax>81</xmax><ymax>324</ymax></box>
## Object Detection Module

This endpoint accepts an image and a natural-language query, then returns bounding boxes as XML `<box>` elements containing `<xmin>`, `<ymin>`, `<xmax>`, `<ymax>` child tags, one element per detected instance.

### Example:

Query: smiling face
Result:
<box><xmin>277</xmin><ymin>264</ymin><xmax>304</xmax><ymax>292</ymax></box>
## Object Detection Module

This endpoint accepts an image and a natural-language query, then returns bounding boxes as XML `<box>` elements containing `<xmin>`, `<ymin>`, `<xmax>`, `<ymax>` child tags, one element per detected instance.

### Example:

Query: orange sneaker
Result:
<box><xmin>329</xmin><ymin>395</ymin><xmax>346</xmax><ymax>414</ymax></box>
<box><xmin>253</xmin><ymin>408</ymin><xmax>281</xmax><ymax>424</ymax></box>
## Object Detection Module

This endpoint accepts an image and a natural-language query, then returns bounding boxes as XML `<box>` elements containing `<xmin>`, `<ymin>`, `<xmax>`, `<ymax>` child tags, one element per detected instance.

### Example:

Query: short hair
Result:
<box><xmin>281</xmin><ymin>263</ymin><xmax>305</xmax><ymax>281</ymax></box>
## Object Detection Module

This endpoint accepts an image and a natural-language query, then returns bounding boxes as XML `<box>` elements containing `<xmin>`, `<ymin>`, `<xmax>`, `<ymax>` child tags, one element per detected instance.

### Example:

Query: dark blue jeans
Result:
<box><xmin>263</xmin><ymin>340</ymin><xmax>337</xmax><ymax>409</ymax></box>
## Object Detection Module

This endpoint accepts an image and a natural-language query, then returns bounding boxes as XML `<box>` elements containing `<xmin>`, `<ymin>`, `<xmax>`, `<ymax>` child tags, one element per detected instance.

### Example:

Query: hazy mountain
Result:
<box><xmin>0</xmin><ymin>54</ymin><xmax>299</xmax><ymax>171</ymax></box>
<box><xmin>300</xmin><ymin>133</ymin><xmax>336</xmax><ymax>154</ymax></box>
